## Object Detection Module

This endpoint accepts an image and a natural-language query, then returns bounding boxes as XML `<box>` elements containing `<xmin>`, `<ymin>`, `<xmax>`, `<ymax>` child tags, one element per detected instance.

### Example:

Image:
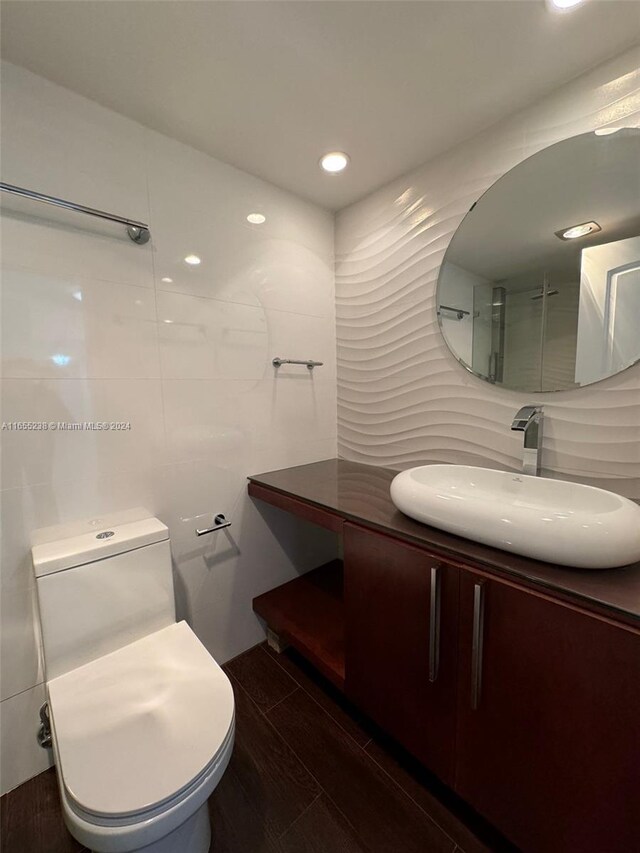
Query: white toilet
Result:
<box><xmin>31</xmin><ymin>510</ymin><xmax>235</xmax><ymax>853</ymax></box>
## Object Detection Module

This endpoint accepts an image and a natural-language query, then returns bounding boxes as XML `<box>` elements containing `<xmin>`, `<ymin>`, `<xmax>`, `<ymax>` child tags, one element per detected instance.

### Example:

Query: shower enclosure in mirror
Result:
<box><xmin>437</xmin><ymin>128</ymin><xmax>640</xmax><ymax>392</ymax></box>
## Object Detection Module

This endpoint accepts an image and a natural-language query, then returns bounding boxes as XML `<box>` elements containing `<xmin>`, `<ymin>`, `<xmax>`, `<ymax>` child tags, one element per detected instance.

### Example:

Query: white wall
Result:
<box><xmin>0</xmin><ymin>61</ymin><xmax>337</xmax><ymax>794</ymax></box>
<box><xmin>336</xmin><ymin>47</ymin><xmax>640</xmax><ymax>495</ymax></box>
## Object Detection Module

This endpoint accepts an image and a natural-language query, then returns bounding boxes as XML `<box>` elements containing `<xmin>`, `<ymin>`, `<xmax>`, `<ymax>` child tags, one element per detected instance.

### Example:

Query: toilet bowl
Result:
<box><xmin>32</xmin><ymin>511</ymin><xmax>235</xmax><ymax>853</ymax></box>
<box><xmin>48</xmin><ymin>622</ymin><xmax>235</xmax><ymax>853</ymax></box>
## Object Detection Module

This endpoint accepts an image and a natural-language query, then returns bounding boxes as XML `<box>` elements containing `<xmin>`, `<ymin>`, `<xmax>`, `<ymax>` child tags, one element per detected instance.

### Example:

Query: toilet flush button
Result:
<box><xmin>96</xmin><ymin>531</ymin><xmax>115</xmax><ymax>540</ymax></box>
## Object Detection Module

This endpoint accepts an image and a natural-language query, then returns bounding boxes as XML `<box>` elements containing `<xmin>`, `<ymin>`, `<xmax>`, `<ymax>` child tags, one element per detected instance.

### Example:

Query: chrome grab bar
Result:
<box><xmin>438</xmin><ymin>304</ymin><xmax>470</xmax><ymax>320</ymax></box>
<box><xmin>272</xmin><ymin>357</ymin><xmax>323</xmax><ymax>370</ymax></box>
<box><xmin>0</xmin><ymin>181</ymin><xmax>151</xmax><ymax>244</ymax></box>
<box><xmin>196</xmin><ymin>514</ymin><xmax>232</xmax><ymax>536</ymax></box>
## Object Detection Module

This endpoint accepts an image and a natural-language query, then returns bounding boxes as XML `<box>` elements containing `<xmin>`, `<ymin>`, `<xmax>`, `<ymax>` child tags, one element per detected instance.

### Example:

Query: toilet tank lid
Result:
<box><xmin>32</xmin><ymin>516</ymin><xmax>169</xmax><ymax>577</ymax></box>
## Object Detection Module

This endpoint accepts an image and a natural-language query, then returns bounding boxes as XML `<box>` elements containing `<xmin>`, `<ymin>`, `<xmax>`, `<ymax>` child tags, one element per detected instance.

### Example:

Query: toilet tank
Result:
<box><xmin>32</xmin><ymin>510</ymin><xmax>176</xmax><ymax>681</ymax></box>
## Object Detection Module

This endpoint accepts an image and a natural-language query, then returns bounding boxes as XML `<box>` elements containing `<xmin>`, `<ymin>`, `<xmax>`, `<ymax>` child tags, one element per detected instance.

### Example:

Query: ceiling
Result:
<box><xmin>1</xmin><ymin>1</ymin><xmax>639</xmax><ymax>210</ymax></box>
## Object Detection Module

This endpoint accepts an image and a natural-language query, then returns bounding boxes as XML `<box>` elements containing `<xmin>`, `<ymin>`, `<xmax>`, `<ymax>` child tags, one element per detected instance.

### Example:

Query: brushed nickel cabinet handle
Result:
<box><xmin>429</xmin><ymin>565</ymin><xmax>442</xmax><ymax>683</ymax></box>
<box><xmin>471</xmin><ymin>581</ymin><xmax>486</xmax><ymax>710</ymax></box>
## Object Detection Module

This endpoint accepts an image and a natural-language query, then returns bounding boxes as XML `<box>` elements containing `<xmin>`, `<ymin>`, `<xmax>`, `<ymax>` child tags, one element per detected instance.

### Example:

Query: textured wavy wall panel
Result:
<box><xmin>336</xmin><ymin>48</ymin><xmax>640</xmax><ymax>498</ymax></box>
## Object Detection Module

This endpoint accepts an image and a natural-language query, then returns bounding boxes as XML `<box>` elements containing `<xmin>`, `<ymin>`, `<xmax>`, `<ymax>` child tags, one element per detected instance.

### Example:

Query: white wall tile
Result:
<box><xmin>161</xmin><ymin>379</ymin><xmax>250</xmax><ymax>465</ymax></box>
<box><xmin>250</xmin><ymin>438</ymin><xmax>338</xmax><ymax>475</ymax></box>
<box><xmin>0</xmin><ymin>684</ymin><xmax>53</xmax><ymax>796</ymax></box>
<box><xmin>246</xmin><ymin>373</ymin><xmax>338</xmax><ymax>452</ymax></box>
<box><xmin>1</xmin><ymin>379</ymin><xmax>165</xmax><ymax>489</ymax></box>
<box><xmin>0</xmin><ymin>586</ymin><xmax>43</xmax><ymax>701</ymax></box>
<box><xmin>0</xmin><ymin>59</ymin><xmax>336</xmax><ymax>794</ymax></box>
<box><xmin>153</xmin><ymin>222</ymin><xmax>334</xmax><ymax>318</ymax></box>
<box><xmin>157</xmin><ymin>291</ymin><xmax>268</xmax><ymax>380</ymax></box>
<box><xmin>158</xmin><ymin>459</ymin><xmax>248</xmax><ymax>549</ymax></box>
<box><xmin>0</xmin><ymin>215</ymin><xmax>154</xmax><ymax>288</ymax></box>
<box><xmin>2</xmin><ymin>268</ymin><xmax>160</xmax><ymax>379</ymax></box>
<box><xmin>266</xmin><ymin>308</ymin><xmax>337</xmax><ymax>382</ymax></box>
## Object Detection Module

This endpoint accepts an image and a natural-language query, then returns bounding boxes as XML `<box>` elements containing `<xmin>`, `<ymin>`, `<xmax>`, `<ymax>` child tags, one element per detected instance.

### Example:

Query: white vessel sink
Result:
<box><xmin>390</xmin><ymin>465</ymin><xmax>640</xmax><ymax>569</ymax></box>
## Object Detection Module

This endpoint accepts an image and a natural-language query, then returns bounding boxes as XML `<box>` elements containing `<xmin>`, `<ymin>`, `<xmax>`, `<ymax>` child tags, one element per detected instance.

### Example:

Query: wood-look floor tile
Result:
<box><xmin>263</xmin><ymin>644</ymin><xmax>371</xmax><ymax>747</ymax></box>
<box><xmin>278</xmin><ymin>795</ymin><xmax>367</xmax><ymax>853</ymax></box>
<box><xmin>0</xmin><ymin>768</ymin><xmax>86</xmax><ymax>853</ymax></box>
<box><xmin>365</xmin><ymin>739</ymin><xmax>517</xmax><ymax>853</ymax></box>
<box><xmin>223</xmin><ymin>677</ymin><xmax>320</xmax><ymax>843</ymax></box>
<box><xmin>225</xmin><ymin>646</ymin><xmax>297</xmax><ymax>712</ymax></box>
<box><xmin>267</xmin><ymin>690</ymin><xmax>455</xmax><ymax>853</ymax></box>
<box><xmin>208</xmin><ymin>764</ymin><xmax>285</xmax><ymax>853</ymax></box>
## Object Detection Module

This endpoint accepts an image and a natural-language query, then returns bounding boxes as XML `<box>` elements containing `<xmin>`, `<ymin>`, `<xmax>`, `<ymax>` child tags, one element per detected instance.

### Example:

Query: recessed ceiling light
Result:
<box><xmin>246</xmin><ymin>213</ymin><xmax>266</xmax><ymax>225</ymax></box>
<box><xmin>320</xmin><ymin>152</ymin><xmax>350</xmax><ymax>174</ymax></box>
<box><xmin>184</xmin><ymin>254</ymin><xmax>201</xmax><ymax>265</ymax></box>
<box><xmin>72</xmin><ymin>290</ymin><xmax>83</xmax><ymax>301</ymax></box>
<box><xmin>163</xmin><ymin>319</ymin><xmax>174</xmax><ymax>324</ymax></box>
<box><xmin>547</xmin><ymin>0</ymin><xmax>584</xmax><ymax>9</ymax></box>
<box><xmin>555</xmin><ymin>221</ymin><xmax>601</xmax><ymax>241</ymax></box>
<box><xmin>161</xmin><ymin>276</ymin><xmax>173</xmax><ymax>283</ymax></box>
<box><xmin>594</xmin><ymin>127</ymin><xmax>621</xmax><ymax>136</ymax></box>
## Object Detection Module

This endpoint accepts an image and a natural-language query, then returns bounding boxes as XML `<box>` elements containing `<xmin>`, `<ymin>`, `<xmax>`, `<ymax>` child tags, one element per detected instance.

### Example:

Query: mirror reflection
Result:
<box><xmin>437</xmin><ymin>129</ymin><xmax>640</xmax><ymax>391</ymax></box>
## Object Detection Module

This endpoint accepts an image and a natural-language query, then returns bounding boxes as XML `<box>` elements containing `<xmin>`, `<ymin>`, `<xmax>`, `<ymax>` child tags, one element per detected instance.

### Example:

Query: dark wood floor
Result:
<box><xmin>1</xmin><ymin>643</ymin><xmax>516</xmax><ymax>853</ymax></box>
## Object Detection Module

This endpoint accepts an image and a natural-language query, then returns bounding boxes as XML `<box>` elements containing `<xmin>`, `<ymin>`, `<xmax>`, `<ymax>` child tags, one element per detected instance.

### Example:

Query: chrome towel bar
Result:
<box><xmin>437</xmin><ymin>305</ymin><xmax>471</xmax><ymax>321</ymax></box>
<box><xmin>196</xmin><ymin>514</ymin><xmax>232</xmax><ymax>536</ymax></box>
<box><xmin>0</xmin><ymin>181</ymin><xmax>151</xmax><ymax>244</ymax></box>
<box><xmin>272</xmin><ymin>357</ymin><xmax>323</xmax><ymax>370</ymax></box>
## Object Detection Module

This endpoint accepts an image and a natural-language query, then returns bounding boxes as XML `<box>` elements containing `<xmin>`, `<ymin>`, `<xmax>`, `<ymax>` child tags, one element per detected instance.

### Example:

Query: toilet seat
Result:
<box><xmin>64</xmin><ymin>722</ymin><xmax>235</xmax><ymax>830</ymax></box>
<box><xmin>47</xmin><ymin>621</ymin><xmax>235</xmax><ymax>825</ymax></box>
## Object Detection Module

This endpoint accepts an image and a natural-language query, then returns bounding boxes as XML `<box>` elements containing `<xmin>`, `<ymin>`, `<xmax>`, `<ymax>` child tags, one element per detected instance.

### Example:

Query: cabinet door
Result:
<box><xmin>344</xmin><ymin>523</ymin><xmax>459</xmax><ymax>783</ymax></box>
<box><xmin>455</xmin><ymin>570</ymin><xmax>640</xmax><ymax>853</ymax></box>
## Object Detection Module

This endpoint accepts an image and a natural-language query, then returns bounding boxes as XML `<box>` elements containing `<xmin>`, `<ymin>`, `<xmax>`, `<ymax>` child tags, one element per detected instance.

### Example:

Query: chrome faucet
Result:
<box><xmin>511</xmin><ymin>405</ymin><xmax>543</xmax><ymax>476</ymax></box>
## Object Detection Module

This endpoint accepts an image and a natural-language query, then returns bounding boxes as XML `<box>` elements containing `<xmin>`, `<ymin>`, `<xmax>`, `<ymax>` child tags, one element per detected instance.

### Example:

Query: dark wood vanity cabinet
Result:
<box><xmin>249</xmin><ymin>461</ymin><xmax>640</xmax><ymax>853</ymax></box>
<box><xmin>343</xmin><ymin>524</ymin><xmax>459</xmax><ymax>784</ymax></box>
<box><xmin>345</xmin><ymin>527</ymin><xmax>640</xmax><ymax>852</ymax></box>
<box><xmin>454</xmin><ymin>569</ymin><xmax>640</xmax><ymax>853</ymax></box>
<box><xmin>344</xmin><ymin>524</ymin><xmax>640</xmax><ymax>852</ymax></box>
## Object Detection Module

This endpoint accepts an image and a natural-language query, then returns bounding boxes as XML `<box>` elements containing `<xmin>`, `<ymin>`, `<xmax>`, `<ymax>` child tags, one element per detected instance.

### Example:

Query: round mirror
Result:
<box><xmin>437</xmin><ymin>128</ymin><xmax>640</xmax><ymax>392</ymax></box>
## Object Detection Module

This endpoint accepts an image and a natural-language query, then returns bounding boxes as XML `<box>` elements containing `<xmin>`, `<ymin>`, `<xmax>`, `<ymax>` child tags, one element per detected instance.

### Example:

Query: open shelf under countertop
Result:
<box><xmin>248</xmin><ymin>458</ymin><xmax>640</xmax><ymax>629</ymax></box>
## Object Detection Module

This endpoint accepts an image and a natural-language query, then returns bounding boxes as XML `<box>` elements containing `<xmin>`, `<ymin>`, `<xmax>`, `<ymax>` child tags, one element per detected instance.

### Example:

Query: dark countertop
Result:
<box><xmin>249</xmin><ymin>458</ymin><xmax>640</xmax><ymax>628</ymax></box>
